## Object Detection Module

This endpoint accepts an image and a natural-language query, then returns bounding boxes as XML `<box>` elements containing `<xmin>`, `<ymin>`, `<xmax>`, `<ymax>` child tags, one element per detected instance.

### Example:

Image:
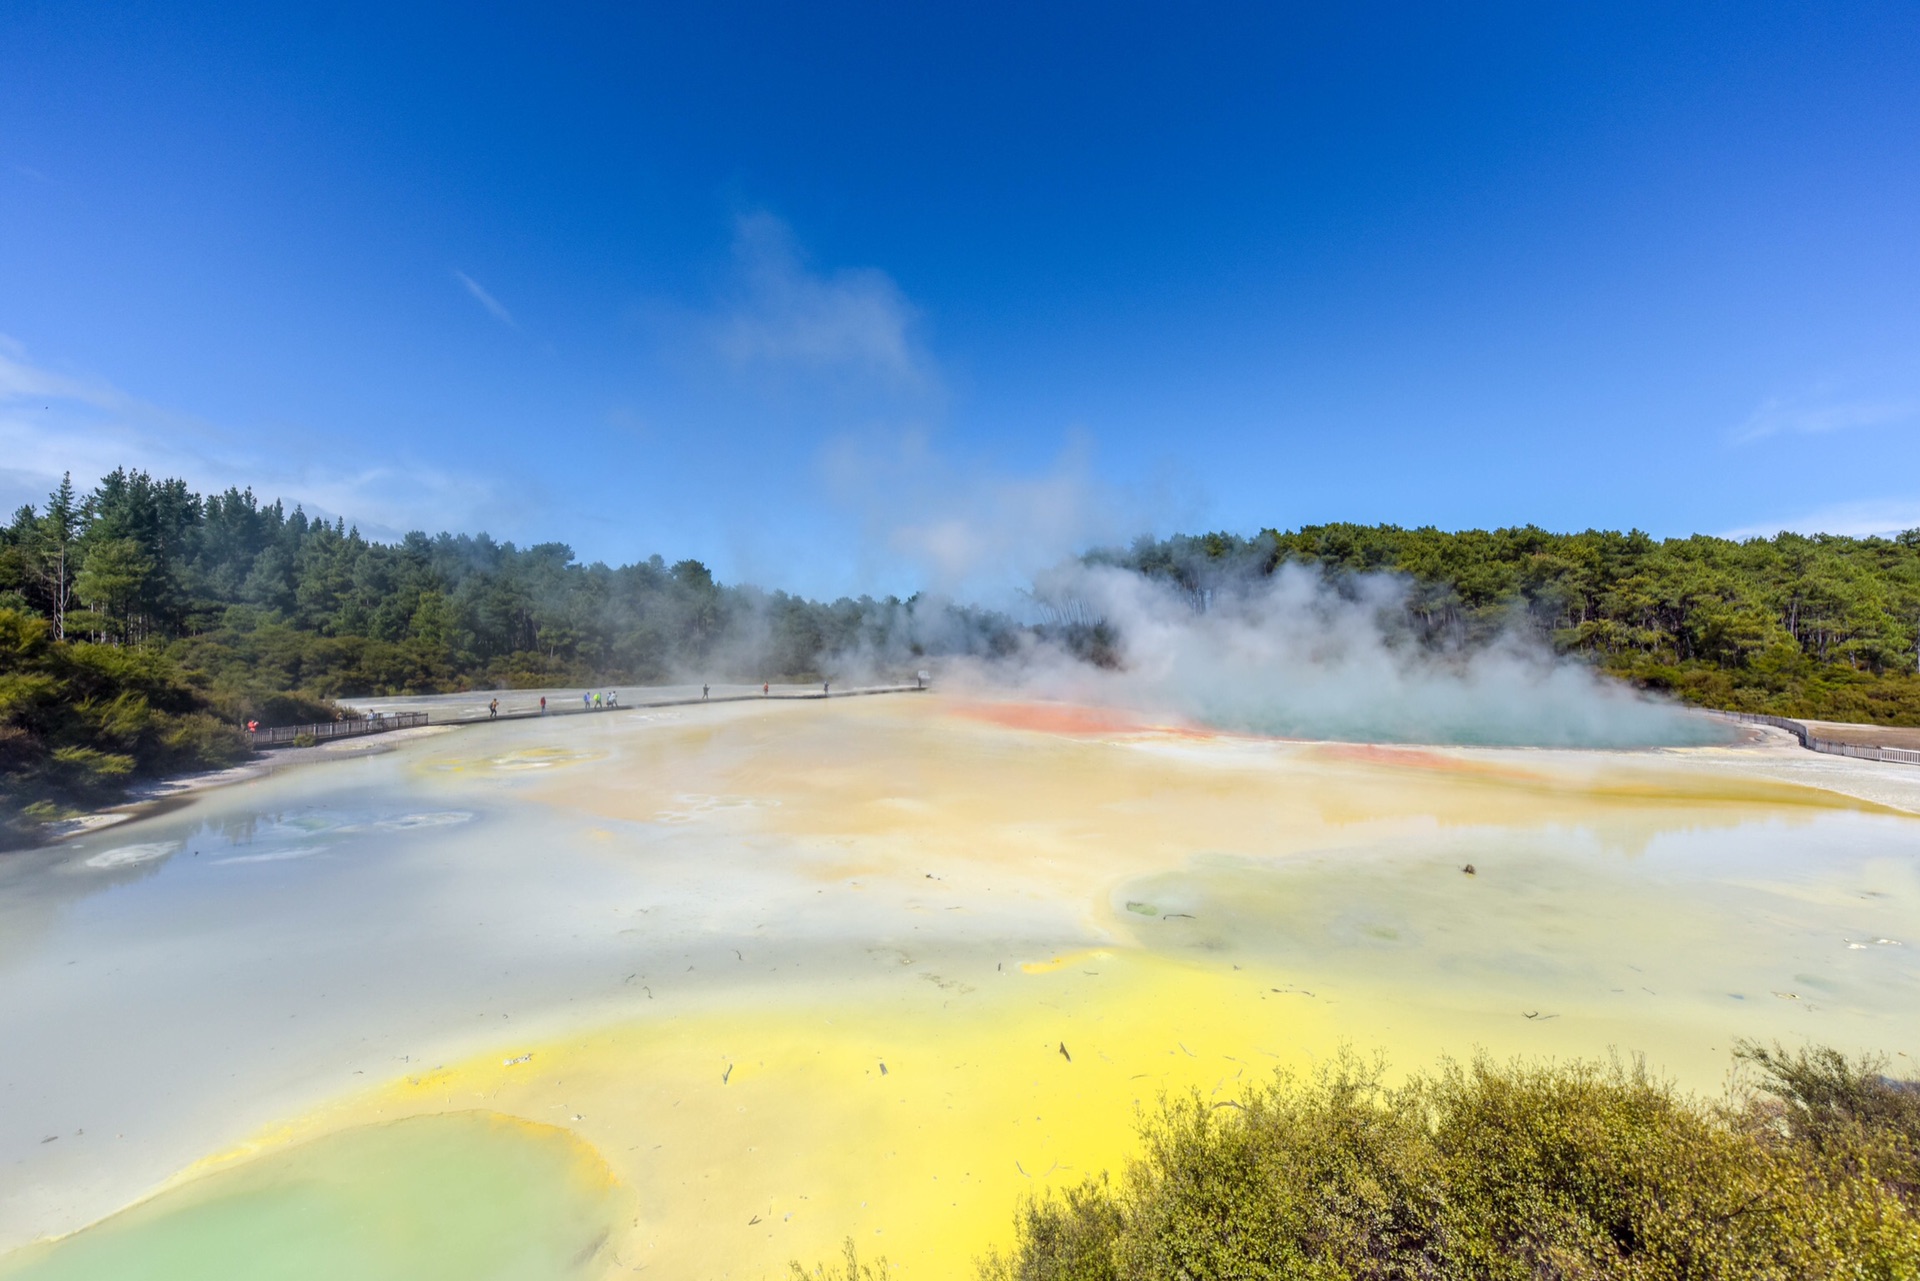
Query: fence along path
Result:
<box><xmin>248</xmin><ymin>711</ymin><xmax>430</xmax><ymax>747</ymax></box>
<box><xmin>246</xmin><ymin>684</ymin><xmax>929</xmax><ymax>750</ymax></box>
<box><xmin>1716</xmin><ymin>710</ymin><xmax>1920</xmax><ymax>767</ymax></box>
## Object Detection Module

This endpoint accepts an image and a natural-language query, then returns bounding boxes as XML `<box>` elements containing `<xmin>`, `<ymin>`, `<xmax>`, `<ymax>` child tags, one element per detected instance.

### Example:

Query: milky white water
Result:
<box><xmin>0</xmin><ymin>694</ymin><xmax>1916</xmax><ymax>1277</ymax></box>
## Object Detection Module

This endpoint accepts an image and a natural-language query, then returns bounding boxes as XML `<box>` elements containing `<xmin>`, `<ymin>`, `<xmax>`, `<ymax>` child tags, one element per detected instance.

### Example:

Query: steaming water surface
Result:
<box><xmin>1</xmin><ymin>695</ymin><xmax>1915</xmax><ymax>1277</ymax></box>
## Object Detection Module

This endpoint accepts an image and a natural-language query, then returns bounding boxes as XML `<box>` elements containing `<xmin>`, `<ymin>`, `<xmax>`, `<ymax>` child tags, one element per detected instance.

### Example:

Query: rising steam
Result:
<box><xmin>945</xmin><ymin>560</ymin><xmax>1727</xmax><ymax>749</ymax></box>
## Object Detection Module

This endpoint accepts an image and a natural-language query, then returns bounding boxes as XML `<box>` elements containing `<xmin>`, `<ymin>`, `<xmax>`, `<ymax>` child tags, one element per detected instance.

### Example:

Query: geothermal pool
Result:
<box><xmin>1</xmin><ymin>694</ymin><xmax>1917</xmax><ymax>1278</ymax></box>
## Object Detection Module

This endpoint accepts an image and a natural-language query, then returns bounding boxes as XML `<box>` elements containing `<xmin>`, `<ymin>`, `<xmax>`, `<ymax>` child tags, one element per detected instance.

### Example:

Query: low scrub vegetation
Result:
<box><xmin>0</xmin><ymin>606</ymin><xmax>331</xmax><ymax>846</ymax></box>
<box><xmin>970</xmin><ymin>1042</ymin><xmax>1920</xmax><ymax>1280</ymax></box>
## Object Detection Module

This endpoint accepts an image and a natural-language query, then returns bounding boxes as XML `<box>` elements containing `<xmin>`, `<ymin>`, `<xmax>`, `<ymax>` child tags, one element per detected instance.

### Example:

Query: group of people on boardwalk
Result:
<box><xmin>465</xmin><ymin>677</ymin><xmax>918</xmax><ymax>723</ymax></box>
<box><xmin>255</xmin><ymin>679</ymin><xmax>923</xmax><ymax>744</ymax></box>
<box><xmin>492</xmin><ymin>691</ymin><xmax>618</xmax><ymax>716</ymax></box>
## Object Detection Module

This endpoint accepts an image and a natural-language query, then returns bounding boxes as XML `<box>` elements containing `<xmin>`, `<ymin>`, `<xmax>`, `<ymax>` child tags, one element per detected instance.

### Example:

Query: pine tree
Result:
<box><xmin>37</xmin><ymin>472</ymin><xmax>78</xmax><ymax>640</ymax></box>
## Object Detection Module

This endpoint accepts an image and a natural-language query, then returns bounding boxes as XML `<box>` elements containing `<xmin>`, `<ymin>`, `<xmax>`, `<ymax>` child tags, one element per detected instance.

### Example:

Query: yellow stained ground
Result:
<box><xmin>516</xmin><ymin>697</ymin><xmax>1892</xmax><ymax>917</ymax></box>
<box><xmin>191</xmin><ymin>952</ymin><xmax>1335</xmax><ymax>1276</ymax></box>
<box><xmin>72</xmin><ymin>697</ymin><xmax>1920</xmax><ymax>1278</ymax></box>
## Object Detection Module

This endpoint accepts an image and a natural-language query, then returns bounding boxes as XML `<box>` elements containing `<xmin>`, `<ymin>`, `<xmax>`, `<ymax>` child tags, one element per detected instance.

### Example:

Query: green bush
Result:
<box><xmin>1735</xmin><ymin>1040</ymin><xmax>1920</xmax><ymax>1213</ymax></box>
<box><xmin>0</xmin><ymin>606</ymin><xmax>264</xmax><ymax>846</ymax></box>
<box><xmin>155</xmin><ymin>711</ymin><xmax>250</xmax><ymax>772</ymax></box>
<box><xmin>979</xmin><ymin>1047</ymin><xmax>1920</xmax><ymax>1281</ymax></box>
<box><xmin>202</xmin><ymin>686</ymin><xmax>337</xmax><ymax>729</ymax></box>
<box><xmin>49</xmin><ymin>744</ymin><xmax>137</xmax><ymax>795</ymax></box>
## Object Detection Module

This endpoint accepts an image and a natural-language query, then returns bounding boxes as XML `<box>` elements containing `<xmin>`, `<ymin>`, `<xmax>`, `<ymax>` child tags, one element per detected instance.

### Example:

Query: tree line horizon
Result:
<box><xmin>3</xmin><ymin>466</ymin><xmax>1918</xmax><ymax>843</ymax></box>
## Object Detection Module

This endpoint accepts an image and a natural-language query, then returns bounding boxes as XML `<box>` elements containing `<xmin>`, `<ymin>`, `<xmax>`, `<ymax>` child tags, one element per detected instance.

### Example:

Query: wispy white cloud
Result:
<box><xmin>0</xmin><ymin>337</ymin><xmax>501</xmax><ymax>539</ymax></box>
<box><xmin>712</xmin><ymin>212</ymin><xmax>929</xmax><ymax>387</ymax></box>
<box><xmin>819</xmin><ymin>425</ymin><xmax>1171</xmax><ymax>601</ymax></box>
<box><xmin>1721</xmin><ymin>499</ymin><xmax>1920</xmax><ymax>541</ymax></box>
<box><xmin>1733</xmin><ymin>394</ymin><xmax>1916</xmax><ymax>443</ymax></box>
<box><xmin>454</xmin><ymin>269</ymin><xmax>516</xmax><ymax>326</ymax></box>
<box><xmin>0</xmin><ymin>340</ymin><xmax>130</xmax><ymax>410</ymax></box>
<box><xmin>676</xmin><ymin>214</ymin><xmax>1186</xmax><ymax>598</ymax></box>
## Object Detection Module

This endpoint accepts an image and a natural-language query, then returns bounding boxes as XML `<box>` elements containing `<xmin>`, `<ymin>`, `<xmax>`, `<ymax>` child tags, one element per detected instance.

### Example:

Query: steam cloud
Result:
<box><xmin>942</xmin><ymin>561</ymin><xmax>1727</xmax><ymax>749</ymax></box>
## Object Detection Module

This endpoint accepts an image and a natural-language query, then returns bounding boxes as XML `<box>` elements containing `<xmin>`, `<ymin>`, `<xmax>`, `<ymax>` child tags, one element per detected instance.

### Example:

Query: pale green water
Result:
<box><xmin>0</xmin><ymin>1112</ymin><xmax>624</xmax><ymax>1281</ymax></box>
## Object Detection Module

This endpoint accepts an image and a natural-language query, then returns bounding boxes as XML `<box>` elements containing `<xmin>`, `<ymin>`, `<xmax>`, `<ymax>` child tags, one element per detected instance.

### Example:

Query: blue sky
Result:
<box><xmin>3</xmin><ymin>2</ymin><xmax>1918</xmax><ymax>598</ymax></box>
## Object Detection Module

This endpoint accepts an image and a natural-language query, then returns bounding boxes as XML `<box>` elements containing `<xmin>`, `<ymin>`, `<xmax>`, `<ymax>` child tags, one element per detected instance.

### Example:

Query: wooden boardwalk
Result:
<box><xmin>248</xmin><ymin>711</ymin><xmax>430</xmax><ymax>748</ymax></box>
<box><xmin>250</xmin><ymin>683</ymin><xmax>929</xmax><ymax>750</ymax></box>
<box><xmin>1715</xmin><ymin>710</ymin><xmax>1920</xmax><ymax>767</ymax></box>
<box><xmin>434</xmin><ymin>682</ymin><xmax>929</xmax><ymax>725</ymax></box>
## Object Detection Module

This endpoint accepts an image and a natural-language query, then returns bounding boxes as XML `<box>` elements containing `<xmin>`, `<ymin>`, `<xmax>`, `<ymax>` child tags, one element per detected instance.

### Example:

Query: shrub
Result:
<box><xmin>0</xmin><ymin>607</ymin><xmax>276</xmax><ymax>846</ymax></box>
<box><xmin>979</xmin><ymin>1047</ymin><xmax>1920</xmax><ymax>1281</ymax></box>
<box><xmin>1735</xmin><ymin>1040</ymin><xmax>1920</xmax><ymax>1213</ymax></box>
<box><xmin>155</xmin><ymin>711</ymin><xmax>250</xmax><ymax>771</ymax></box>
<box><xmin>44</xmin><ymin>744</ymin><xmax>137</xmax><ymax>806</ymax></box>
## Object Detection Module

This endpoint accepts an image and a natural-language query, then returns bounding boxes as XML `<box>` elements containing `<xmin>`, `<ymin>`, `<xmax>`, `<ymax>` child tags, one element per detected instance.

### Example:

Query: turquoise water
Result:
<box><xmin>0</xmin><ymin>1112</ymin><xmax>625</xmax><ymax>1281</ymax></box>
